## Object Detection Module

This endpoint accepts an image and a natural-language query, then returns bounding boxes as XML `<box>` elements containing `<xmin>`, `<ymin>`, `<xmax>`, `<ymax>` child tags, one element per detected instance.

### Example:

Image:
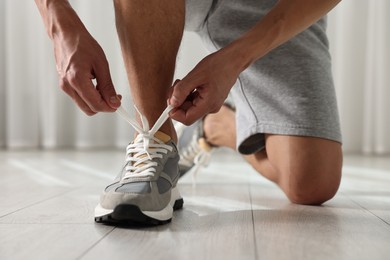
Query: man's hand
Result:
<box><xmin>35</xmin><ymin>0</ymin><xmax>121</xmax><ymax>116</ymax></box>
<box><xmin>169</xmin><ymin>0</ymin><xmax>341</xmax><ymax>125</ymax></box>
<box><xmin>169</xmin><ymin>49</ymin><xmax>242</xmax><ymax>125</ymax></box>
<box><xmin>55</xmin><ymin>31</ymin><xmax>120</xmax><ymax>116</ymax></box>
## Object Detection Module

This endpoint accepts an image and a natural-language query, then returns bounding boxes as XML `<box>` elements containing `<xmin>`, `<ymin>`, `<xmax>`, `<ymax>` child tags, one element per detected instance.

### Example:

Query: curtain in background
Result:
<box><xmin>328</xmin><ymin>0</ymin><xmax>390</xmax><ymax>154</ymax></box>
<box><xmin>0</xmin><ymin>0</ymin><xmax>131</xmax><ymax>149</ymax></box>
<box><xmin>0</xmin><ymin>0</ymin><xmax>389</xmax><ymax>154</ymax></box>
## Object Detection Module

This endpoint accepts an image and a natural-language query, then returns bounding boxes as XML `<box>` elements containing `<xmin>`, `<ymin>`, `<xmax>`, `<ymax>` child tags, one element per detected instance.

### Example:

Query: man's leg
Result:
<box><xmin>113</xmin><ymin>0</ymin><xmax>185</xmax><ymax>142</ymax></box>
<box><xmin>204</xmin><ymin>106</ymin><xmax>342</xmax><ymax>205</ymax></box>
<box><xmin>94</xmin><ymin>0</ymin><xmax>185</xmax><ymax>225</ymax></box>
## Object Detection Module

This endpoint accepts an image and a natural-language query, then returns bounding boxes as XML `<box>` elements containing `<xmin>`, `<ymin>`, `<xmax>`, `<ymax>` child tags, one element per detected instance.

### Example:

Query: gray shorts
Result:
<box><xmin>185</xmin><ymin>0</ymin><xmax>342</xmax><ymax>155</ymax></box>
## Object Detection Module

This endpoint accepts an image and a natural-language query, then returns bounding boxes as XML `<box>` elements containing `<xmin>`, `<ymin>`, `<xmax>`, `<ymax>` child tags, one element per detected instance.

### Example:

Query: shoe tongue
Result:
<box><xmin>198</xmin><ymin>137</ymin><xmax>212</xmax><ymax>152</ymax></box>
<box><xmin>131</xmin><ymin>131</ymin><xmax>172</xmax><ymax>169</ymax></box>
<box><xmin>154</xmin><ymin>130</ymin><xmax>171</xmax><ymax>143</ymax></box>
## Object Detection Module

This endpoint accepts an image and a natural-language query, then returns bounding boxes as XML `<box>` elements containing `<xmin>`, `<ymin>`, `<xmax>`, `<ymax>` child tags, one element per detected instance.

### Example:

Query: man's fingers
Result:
<box><xmin>60</xmin><ymin>79</ymin><xmax>97</xmax><ymax>116</ymax></box>
<box><xmin>95</xmin><ymin>62</ymin><xmax>121</xmax><ymax>109</ymax></box>
<box><xmin>170</xmin><ymin>98</ymin><xmax>209</xmax><ymax>125</ymax></box>
<box><xmin>66</xmin><ymin>72</ymin><xmax>115</xmax><ymax>113</ymax></box>
<box><xmin>167</xmin><ymin>79</ymin><xmax>181</xmax><ymax>101</ymax></box>
<box><xmin>72</xmin><ymin>91</ymin><xmax>98</xmax><ymax>116</ymax></box>
<box><xmin>170</xmin><ymin>106</ymin><xmax>205</xmax><ymax>126</ymax></box>
<box><xmin>169</xmin><ymin>78</ymin><xmax>200</xmax><ymax>107</ymax></box>
<box><xmin>79</xmin><ymin>80</ymin><xmax>116</xmax><ymax>113</ymax></box>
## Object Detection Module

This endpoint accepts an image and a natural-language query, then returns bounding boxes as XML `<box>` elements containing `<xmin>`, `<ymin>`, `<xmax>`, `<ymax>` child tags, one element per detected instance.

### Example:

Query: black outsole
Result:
<box><xmin>95</xmin><ymin>198</ymin><xmax>184</xmax><ymax>226</ymax></box>
<box><xmin>173</xmin><ymin>198</ymin><xmax>184</xmax><ymax>210</ymax></box>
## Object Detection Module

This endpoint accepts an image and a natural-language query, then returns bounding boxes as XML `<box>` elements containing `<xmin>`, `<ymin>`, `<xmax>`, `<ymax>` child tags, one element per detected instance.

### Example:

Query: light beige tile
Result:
<box><xmin>82</xmin><ymin>184</ymin><xmax>256</xmax><ymax>260</ymax></box>
<box><xmin>0</xmin><ymin>224</ymin><xmax>113</xmax><ymax>260</ymax></box>
<box><xmin>1</xmin><ymin>150</ymin><xmax>390</xmax><ymax>260</ymax></box>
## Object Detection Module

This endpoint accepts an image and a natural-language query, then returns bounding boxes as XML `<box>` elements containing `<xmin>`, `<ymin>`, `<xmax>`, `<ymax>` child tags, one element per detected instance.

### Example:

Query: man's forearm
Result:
<box><xmin>35</xmin><ymin>0</ymin><xmax>87</xmax><ymax>40</ymax></box>
<box><xmin>224</xmin><ymin>0</ymin><xmax>341</xmax><ymax>71</ymax></box>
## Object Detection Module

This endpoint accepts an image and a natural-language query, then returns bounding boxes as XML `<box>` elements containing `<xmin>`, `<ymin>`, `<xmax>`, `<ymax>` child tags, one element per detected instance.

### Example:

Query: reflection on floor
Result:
<box><xmin>0</xmin><ymin>149</ymin><xmax>389</xmax><ymax>260</ymax></box>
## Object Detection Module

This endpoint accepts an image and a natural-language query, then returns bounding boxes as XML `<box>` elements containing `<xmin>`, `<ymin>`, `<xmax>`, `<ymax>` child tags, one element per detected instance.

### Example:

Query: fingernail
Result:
<box><xmin>110</xmin><ymin>96</ymin><xmax>120</xmax><ymax>104</ymax></box>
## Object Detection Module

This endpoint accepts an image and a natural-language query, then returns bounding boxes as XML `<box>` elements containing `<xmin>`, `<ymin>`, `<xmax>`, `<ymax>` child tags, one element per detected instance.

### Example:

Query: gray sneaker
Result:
<box><xmin>94</xmin><ymin>131</ymin><xmax>183</xmax><ymax>225</ymax></box>
<box><xmin>177</xmin><ymin>120</ymin><xmax>213</xmax><ymax>179</ymax></box>
<box><xmin>94</xmin><ymin>105</ymin><xmax>183</xmax><ymax>225</ymax></box>
<box><xmin>176</xmin><ymin>102</ymin><xmax>235</xmax><ymax>179</ymax></box>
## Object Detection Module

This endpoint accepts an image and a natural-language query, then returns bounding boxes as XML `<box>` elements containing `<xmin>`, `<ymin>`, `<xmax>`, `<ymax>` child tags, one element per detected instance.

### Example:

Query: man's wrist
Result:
<box><xmin>36</xmin><ymin>0</ymin><xmax>86</xmax><ymax>40</ymax></box>
<box><xmin>221</xmin><ymin>37</ymin><xmax>263</xmax><ymax>73</ymax></box>
<box><xmin>222</xmin><ymin>21</ymin><xmax>283</xmax><ymax>73</ymax></box>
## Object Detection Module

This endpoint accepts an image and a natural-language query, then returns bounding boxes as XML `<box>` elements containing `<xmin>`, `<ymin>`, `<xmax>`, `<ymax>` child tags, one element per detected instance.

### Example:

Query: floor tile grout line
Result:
<box><xmin>341</xmin><ymin>191</ymin><xmax>390</xmax><ymax>227</ymax></box>
<box><xmin>248</xmin><ymin>183</ymin><xmax>259</xmax><ymax>260</ymax></box>
<box><xmin>76</xmin><ymin>226</ymin><xmax>116</xmax><ymax>260</ymax></box>
<box><xmin>352</xmin><ymin>201</ymin><xmax>390</xmax><ymax>227</ymax></box>
<box><xmin>0</xmin><ymin>188</ymin><xmax>80</xmax><ymax>220</ymax></box>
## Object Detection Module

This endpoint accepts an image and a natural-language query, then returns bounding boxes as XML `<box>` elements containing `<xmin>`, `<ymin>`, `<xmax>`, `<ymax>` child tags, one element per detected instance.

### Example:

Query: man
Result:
<box><xmin>35</xmin><ymin>0</ymin><xmax>342</xmax><ymax>225</ymax></box>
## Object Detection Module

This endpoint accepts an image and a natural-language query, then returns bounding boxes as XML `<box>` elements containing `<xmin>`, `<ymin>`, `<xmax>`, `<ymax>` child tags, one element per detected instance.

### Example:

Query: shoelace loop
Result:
<box><xmin>180</xmin><ymin>135</ymin><xmax>212</xmax><ymax>186</ymax></box>
<box><xmin>116</xmin><ymin>105</ymin><xmax>174</xmax><ymax>179</ymax></box>
<box><xmin>191</xmin><ymin>148</ymin><xmax>211</xmax><ymax>185</ymax></box>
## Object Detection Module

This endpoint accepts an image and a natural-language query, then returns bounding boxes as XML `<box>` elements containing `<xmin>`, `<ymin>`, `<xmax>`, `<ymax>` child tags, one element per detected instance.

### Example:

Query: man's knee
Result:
<box><xmin>261</xmin><ymin>135</ymin><xmax>343</xmax><ymax>205</ymax></box>
<box><xmin>282</xmin><ymin>166</ymin><xmax>342</xmax><ymax>206</ymax></box>
<box><xmin>286</xmin><ymin>182</ymin><xmax>340</xmax><ymax>205</ymax></box>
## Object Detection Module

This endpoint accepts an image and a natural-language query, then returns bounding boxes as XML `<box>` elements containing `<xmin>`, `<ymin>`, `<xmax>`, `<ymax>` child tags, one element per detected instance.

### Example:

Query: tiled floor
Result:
<box><xmin>0</xmin><ymin>149</ymin><xmax>389</xmax><ymax>260</ymax></box>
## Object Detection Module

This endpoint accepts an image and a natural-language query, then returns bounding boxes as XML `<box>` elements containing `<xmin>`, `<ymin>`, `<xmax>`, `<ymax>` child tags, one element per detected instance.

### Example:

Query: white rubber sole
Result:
<box><xmin>94</xmin><ymin>186</ymin><xmax>182</xmax><ymax>221</ymax></box>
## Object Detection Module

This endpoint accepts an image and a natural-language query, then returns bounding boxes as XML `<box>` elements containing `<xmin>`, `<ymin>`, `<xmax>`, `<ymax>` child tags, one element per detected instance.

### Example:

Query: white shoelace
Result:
<box><xmin>180</xmin><ymin>137</ymin><xmax>212</xmax><ymax>185</ymax></box>
<box><xmin>116</xmin><ymin>105</ymin><xmax>174</xmax><ymax>180</ymax></box>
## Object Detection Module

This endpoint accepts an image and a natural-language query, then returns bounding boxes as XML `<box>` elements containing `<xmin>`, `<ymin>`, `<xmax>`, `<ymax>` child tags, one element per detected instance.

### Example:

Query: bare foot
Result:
<box><xmin>203</xmin><ymin>105</ymin><xmax>236</xmax><ymax>150</ymax></box>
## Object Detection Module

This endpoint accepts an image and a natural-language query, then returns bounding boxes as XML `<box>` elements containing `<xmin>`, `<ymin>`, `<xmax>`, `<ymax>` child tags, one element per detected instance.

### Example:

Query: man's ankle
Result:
<box><xmin>159</xmin><ymin>120</ymin><xmax>178</xmax><ymax>144</ymax></box>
